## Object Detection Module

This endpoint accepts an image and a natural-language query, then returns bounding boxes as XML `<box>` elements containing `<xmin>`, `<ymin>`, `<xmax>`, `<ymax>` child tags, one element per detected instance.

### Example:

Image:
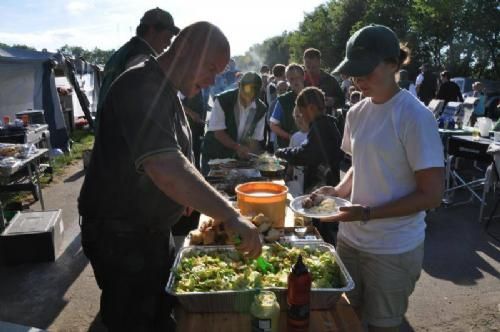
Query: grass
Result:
<box><xmin>0</xmin><ymin>129</ymin><xmax>94</xmax><ymax>209</ymax></box>
<box><xmin>45</xmin><ymin>129</ymin><xmax>94</xmax><ymax>178</ymax></box>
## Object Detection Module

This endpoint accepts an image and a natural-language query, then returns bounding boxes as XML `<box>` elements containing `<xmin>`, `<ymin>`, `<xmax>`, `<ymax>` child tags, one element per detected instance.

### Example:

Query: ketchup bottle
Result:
<box><xmin>287</xmin><ymin>254</ymin><xmax>312</xmax><ymax>331</ymax></box>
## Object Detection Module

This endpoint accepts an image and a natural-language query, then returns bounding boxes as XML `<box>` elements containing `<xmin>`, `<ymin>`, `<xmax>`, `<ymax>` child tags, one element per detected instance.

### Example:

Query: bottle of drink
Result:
<box><xmin>250</xmin><ymin>291</ymin><xmax>280</xmax><ymax>332</ymax></box>
<box><xmin>287</xmin><ymin>255</ymin><xmax>312</xmax><ymax>331</ymax></box>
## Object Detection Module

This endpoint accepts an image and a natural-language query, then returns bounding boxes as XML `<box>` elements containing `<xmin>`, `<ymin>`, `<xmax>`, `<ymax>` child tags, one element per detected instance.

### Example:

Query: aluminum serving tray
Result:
<box><xmin>165</xmin><ymin>241</ymin><xmax>354</xmax><ymax>313</ymax></box>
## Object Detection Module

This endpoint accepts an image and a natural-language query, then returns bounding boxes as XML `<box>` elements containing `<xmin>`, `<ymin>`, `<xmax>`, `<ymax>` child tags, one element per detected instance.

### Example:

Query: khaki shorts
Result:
<box><xmin>336</xmin><ymin>238</ymin><xmax>424</xmax><ymax>328</ymax></box>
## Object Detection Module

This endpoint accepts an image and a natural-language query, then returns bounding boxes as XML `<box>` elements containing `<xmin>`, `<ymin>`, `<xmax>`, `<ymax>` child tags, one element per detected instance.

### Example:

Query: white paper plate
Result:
<box><xmin>290</xmin><ymin>195</ymin><xmax>352</xmax><ymax>218</ymax></box>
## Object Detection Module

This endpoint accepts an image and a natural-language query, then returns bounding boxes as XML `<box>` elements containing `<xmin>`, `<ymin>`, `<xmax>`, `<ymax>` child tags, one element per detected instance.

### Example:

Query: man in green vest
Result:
<box><xmin>202</xmin><ymin>72</ymin><xmax>267</xmax><ymax>173</ymax></box>
<box><xmin>270</xmin><ymin>63</ymin><xmax>305</xmax><ymax>148</ymax></box>
<box><xmin>95</xmin><ymin>7</ymin><xmax>180</xmax><ymax>126</ymax></box>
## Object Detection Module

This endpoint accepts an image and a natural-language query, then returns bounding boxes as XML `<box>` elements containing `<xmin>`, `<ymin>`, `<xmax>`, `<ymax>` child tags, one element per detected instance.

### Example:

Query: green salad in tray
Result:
<box><xmin>173</xmin><ymin>244</ymin><xmax>342</xmax><ymax>293</ymax></box>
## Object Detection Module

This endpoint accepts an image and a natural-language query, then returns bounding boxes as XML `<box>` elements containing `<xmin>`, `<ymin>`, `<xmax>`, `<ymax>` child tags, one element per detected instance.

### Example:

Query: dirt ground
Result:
<box><xmin>0</xmin><ymin>162</ymin><xmax>498</xmax><ymax>332</ymax></box>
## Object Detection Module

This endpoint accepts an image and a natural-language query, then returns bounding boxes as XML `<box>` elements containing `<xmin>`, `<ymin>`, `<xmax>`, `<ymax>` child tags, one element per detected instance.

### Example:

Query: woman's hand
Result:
<box><xmin>320</xmin><ymin>205</ymin><xmax>367</xmax><ymax>222</ymax></box>
<box><xmin>313</xmin><ymin>186</ymin><xmax>339</xmax><ymax>197</ymax></box>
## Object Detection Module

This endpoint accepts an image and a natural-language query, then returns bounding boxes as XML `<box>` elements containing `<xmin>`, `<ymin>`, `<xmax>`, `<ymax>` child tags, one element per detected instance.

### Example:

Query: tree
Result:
<box><xmin>260</xmin><ymin>34</ymin><xmax>290</xmax><ymax>68</ymax></box>
<box><xmin>462</xmin><ymin>0</ymin><xmax>500</xmax><ymax>79</ymax></box>
<box><xmin>353</xmin><ymin>0</ymin><xmax>411</xmax><ymax>38</ymax></box>
<box><xmin>409</xmin><ymin>0</ymin><xmax>466</xmax><ymax>68</ymax></box>
<box><xmin>287</xmin><ymin>0</ymin><xmax>367</xmax><ymax>70</ymax></box>
<box><xmin>239</xmin><ymin>0</ymin><xmax>500</xmax><ymax>80</ymax></box>
<box><xmin>58</xmin><ymin>45</ymin><xmax>115</xmax><ymax>65</ymax></box>
<box><xmin>11</xmin><ymin>44</ymin><xmax>37</xmax><ymax>51</ymax></box>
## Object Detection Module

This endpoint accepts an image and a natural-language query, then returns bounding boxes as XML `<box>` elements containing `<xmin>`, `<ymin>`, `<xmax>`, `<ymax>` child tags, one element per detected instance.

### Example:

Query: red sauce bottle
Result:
<box><xmin>287</xmin><ymin>254</ymin><xmax>312</xmax><ymax>331</ymax></box>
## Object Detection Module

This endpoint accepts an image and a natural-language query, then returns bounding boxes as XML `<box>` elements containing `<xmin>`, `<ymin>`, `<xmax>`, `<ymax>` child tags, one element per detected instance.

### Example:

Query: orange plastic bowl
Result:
<box><xmin>235</xmin><ymin>182</ymin><xmax>288</xmax><ymax>227</ymax></box>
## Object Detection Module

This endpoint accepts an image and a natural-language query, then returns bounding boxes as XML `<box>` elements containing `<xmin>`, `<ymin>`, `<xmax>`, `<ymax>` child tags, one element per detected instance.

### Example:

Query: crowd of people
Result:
<box><xmin>81</xmin><ymin>7</ymin><xmax>445</xmax><ymax>332</ymax></box>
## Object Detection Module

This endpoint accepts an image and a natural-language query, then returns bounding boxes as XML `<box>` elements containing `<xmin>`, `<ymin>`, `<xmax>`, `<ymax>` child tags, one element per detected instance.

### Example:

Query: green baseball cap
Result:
<box><xmin>140</xmin><ymin>8</ymin><xmax>180</xmax><ymax>35</ymax></box>
<box><xmin>333</xmin><ymin>24</ymin><xmax>400</xmax><ymax>77</ymax></box>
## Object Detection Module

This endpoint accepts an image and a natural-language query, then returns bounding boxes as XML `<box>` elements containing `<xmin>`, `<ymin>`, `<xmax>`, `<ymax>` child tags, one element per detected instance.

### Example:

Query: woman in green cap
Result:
<box><xmin>315</xmin><ymin>25</ymin><xmax>445</xmax><ymax>331</ymax></box>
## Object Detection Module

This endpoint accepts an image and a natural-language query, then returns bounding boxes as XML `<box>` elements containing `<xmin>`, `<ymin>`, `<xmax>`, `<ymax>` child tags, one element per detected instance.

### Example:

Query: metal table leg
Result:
<box><xmin>27</xmin><ymin>160</ymin><xmax>45</xmax><ymax>210</ymax></box>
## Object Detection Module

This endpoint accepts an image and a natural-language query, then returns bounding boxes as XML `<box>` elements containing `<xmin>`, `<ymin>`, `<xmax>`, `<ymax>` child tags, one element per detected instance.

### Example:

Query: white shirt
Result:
<box><xmin>286</xmin><ymin>131</ymin><xmax>308</xmax><ymax>196</ymax></box>
<box><xmin>207</xmin><ymin>98</ymin><xmax>265</xmax><ymax>141</ymax></box>
<box><xmin>340</xmin><ymin>89</ymin><xmax>444</xmax><ymax>254</ymax></box>
<box><xmin>290</xmin><ymin>131</ymin><xmax>308</xmax><ymax>148</ymax></box>
<box><xmin>415</xmin><ymin>73</ymin><xmax>424</xmax><ymax>86</ymax></box>
<box><xmin>409</xmin><ymin>83</ymin><xmax>417</xmax><ymax>97</ymax></box>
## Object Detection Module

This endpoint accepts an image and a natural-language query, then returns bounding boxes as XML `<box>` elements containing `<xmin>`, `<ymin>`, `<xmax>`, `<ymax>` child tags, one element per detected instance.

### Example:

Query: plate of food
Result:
<box><xmin>290</xmin><ymin>193</ymin><xmax>351</xmax><ymax>218</ymax></box>
<box><xmin>256</xmin><ymin>163</ymin><xmax>286</xmax><ymax>177</ymax></box>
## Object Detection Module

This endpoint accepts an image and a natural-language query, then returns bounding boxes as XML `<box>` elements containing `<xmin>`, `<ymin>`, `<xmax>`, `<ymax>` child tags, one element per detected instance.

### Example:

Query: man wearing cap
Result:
<box><xmin>202</xmin><ymin>72</ymin><xmax>267</xmax><ymax>172</ymax></box>
<box><xmin>79</xmin><ymin>22</ymin><xmax>261</xmax><ymax>331</ymax></box>
<box><xmin>95</xmin><ymin>7</ymin><xmax>180</xmax><ymax>125</ymax></box>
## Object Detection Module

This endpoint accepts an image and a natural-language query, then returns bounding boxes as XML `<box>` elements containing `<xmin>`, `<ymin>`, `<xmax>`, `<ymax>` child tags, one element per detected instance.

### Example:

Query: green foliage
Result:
<box><xmin>0</xmin><ymin>42</ymin><xmax>114</xmax><ymax>65</ymax></box>
<box><xmin>58</xmin><ymin>44</ymin><xmax>115</xmax><ymax>65</ymax></box>
<box><xmin>241</xmin><ymin>0</ymin><xmax>500</xmax><ymax>80</ymax></box>
<box><xmin>287</xmin><ymin>0</ymin><xmax>367</xmax><ymax>71</ymax></box>
<box><xmin>49</xmin><ymin>129</ymin><xmax>94</xmax><ymax>175</ymax></box>
<box><xmin>236</xmin><ymin>33</ymin><xmax>291</xmax><ymax>71</ymax></box>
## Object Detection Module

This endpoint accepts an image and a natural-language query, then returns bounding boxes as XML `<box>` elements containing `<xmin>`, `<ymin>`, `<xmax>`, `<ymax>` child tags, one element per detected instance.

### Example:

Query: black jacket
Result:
<box><xmin>437</xmin><ymin>81</ymin><xmax>464</xmax><ymax>105</ymax></box>
<box><xmin>275</xmin><ymin>114</ymin><xmax>343</xmax><ymax>192</ymax></box>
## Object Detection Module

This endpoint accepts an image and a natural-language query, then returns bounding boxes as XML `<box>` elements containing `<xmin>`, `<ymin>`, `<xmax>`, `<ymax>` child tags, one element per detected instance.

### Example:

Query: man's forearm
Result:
<box><xmin>335</xmin><ymin>166</ymin><xmax>353</xmax><ymax>198</ymax></box>
<box><xmin>214</xmin><ymin>130</ymin><xmax>239</xmax><ymax>150</ymax></box>
<box><xmin>270</xmin><ymin>123</ymin><xmax>290</xmax><ymax>140</ymax></box>
<box><xmin>144</xmin><ymin>151</ymin><xmax>238</xmax><ymax>222</ymax></box>
<box><xmin>370</xmin><ymin>190</ymin><xmax>441</xmax><ymax>220</ymax></box>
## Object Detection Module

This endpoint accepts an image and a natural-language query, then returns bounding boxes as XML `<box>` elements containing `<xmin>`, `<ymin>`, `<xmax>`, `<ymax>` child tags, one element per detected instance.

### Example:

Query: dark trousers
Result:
<box><xmin>313</xmin><ymin>219</ymin><xmax>338</xmax><ymax>246</ymax></box>
<box><xmin>81</xmin><ymin>219</ymin><xmax>176</xmax><ymax>332</ymax></box>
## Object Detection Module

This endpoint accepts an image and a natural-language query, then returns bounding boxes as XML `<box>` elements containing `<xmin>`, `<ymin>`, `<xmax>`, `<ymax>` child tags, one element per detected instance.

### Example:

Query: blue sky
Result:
<box><xmin>0</xmin><ymin>0</ymin><xmax>326</xmax><ymax>55</ymax></box>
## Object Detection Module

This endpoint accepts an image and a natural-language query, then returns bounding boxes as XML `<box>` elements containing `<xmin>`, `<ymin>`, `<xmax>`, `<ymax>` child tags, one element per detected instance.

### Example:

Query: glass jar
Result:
<box><xmin>250</xmin><ymin>291</ymin><xmax>280</xmax><ymax>332</ymax></box>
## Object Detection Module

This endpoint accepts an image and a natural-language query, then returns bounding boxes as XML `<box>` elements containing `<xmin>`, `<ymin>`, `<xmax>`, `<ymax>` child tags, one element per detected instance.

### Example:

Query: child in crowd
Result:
<box><xmin>275</xmin><ymin>86</ymin><xmax>343</xmax><ymax>244</ymax></box>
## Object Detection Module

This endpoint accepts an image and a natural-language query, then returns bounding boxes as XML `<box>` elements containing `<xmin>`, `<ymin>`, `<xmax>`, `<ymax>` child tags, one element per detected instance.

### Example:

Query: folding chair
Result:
<box><xmin>482</xmin><ymin>145</ymin><xmax>500</xmax><ymax>241</ymax></box>
<box><xmin>445</xmin><ymin>136</ymin><xmax>493</xmax><ymax>222</ymax></box>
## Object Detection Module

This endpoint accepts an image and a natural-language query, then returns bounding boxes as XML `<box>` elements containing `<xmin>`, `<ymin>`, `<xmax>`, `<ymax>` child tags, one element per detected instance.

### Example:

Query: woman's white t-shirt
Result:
<box><xmin>340</xmin><ymin>89</ymin><xmax>444</xmax><ymax>254</ymax></box>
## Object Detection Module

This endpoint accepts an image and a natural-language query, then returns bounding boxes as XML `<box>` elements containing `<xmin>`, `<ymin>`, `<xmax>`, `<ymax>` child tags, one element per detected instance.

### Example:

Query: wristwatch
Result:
<box><xmin>361</xmin><ymin>206</ymin><xmax>371</xmax><ymax>224</ymax></box>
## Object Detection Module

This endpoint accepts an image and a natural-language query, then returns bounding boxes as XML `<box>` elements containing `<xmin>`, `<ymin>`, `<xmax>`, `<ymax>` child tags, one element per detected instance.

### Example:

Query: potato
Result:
<box><xmin>199</xmin><ymin>219</ymin><xmax>212</xmax><ymax>232</ymax></box>
<box><xmin>252</xmin><ymin>213</ymin><xmax>269</xmax><ymax>226</ymax></box>
<box><xmin>203</xmin><ymin>228</ymin><xmax>216</xmax><ymax>245</ymax></box>
<box><xmin>189</xmin><ymin>229</ymin><xmax>204</xmax><ymax>245</ymax></box>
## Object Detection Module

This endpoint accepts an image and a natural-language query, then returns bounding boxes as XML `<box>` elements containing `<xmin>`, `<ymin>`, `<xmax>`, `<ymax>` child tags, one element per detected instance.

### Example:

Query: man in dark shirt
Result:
<box><xmin>96</xmin><ymin>8</ymin><xmax>179</xmax><ymax>126</ymax></box>
<box><xmin>437</xmin><ymin>71</ymin><xmax>464</xmax><ymax>106</ymax></box>
<box><xmin>275</xmin><ymin>87</ymin><xmax>343</xmax><ymax>244</ymax></box>
<box><xmin>303</xmin><ymin>48</ymin><xmax>345</xmax><ymax>112</ymax></box>
<box><xmin>79</xmin><ymin>22</ymin><xmax>261</xmax><ymax>331</ymax></box>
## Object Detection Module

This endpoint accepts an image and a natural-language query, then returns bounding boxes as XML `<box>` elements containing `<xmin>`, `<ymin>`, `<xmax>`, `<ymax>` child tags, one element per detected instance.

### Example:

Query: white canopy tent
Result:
<box><xmin>0</xmin><ymin>47</ymin><xmax>69</xmax><ymax>149</ymax></box>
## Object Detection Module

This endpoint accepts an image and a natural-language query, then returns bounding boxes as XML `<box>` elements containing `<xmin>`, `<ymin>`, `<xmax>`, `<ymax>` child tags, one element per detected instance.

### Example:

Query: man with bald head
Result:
<box><xmin>79</xmin><ymin>21</ymin><xmax>261</xmax><ymax>331</ymax></box>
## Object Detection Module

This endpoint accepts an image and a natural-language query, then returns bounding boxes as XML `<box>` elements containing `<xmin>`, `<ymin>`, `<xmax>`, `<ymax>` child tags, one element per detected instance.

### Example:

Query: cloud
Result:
<box><xmin>66</xmin><ymin>1</ymin><xmax>94</xmax><ymax>15</ymax></box>
<box><xmin>1</xmin><ymin>0</ymin><xmax>326</xmax><ymax>55</ymax></box>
